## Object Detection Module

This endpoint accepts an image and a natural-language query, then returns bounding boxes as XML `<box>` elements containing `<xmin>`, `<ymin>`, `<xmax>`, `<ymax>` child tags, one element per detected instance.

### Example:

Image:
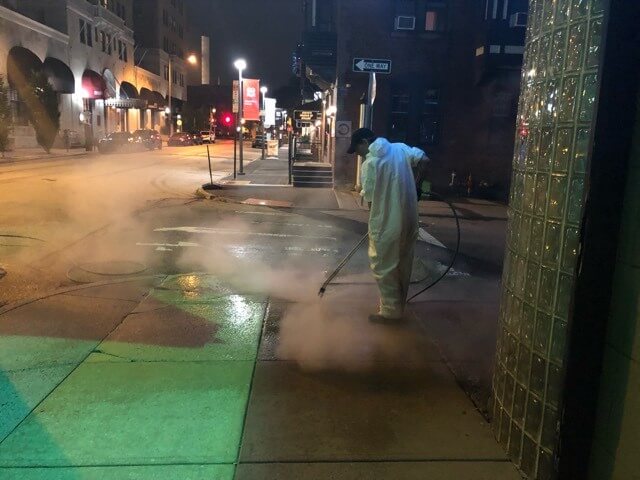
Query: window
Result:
<box><xmin>101</xmin><ymin>31</ymin><xmax>106</xmax><ymax>52</ymax></box>
<box><xmin>79</xmin><ymin>19</ymin><xmax>86</xmax><ymax>44</ymax></box>
<box><xmin>178</xmin><ymin>25</ymin><xmax>183</xmax><ymax>38</ymax></box>
<box><xmin>425</xmin><ymin>11</ymin><xmax>437</xmax><ymax>31</ymax></box>
<box><xmin>421</xmin><ymin>89</ymin><xmax>440</xmax><ymax>145</ymax></box>
<box><xmin>123</xmin><ymin>44</ymin><xmax>128</xmax><ymax>62</ymax></box>
<box><xmin>118</xmin><ymin>40</ymin><xmax>123</xmax><ymax>60</ymax></box>
<box><xmin>179</xmin><ymin>73</ymin><xmax>184</xmax><ymax>87</ymax></box>
<box><xmin>107</xmin><ymin>34</ymin><xmax>112</xmax><ymax>54</ymax></box>
<box><xmin>163</xmin><ymin>65</ymin><xmax>169</xmax><ymax>81</ymax></box>
<box><xmin>395</xmin><ymin>15</ymin><xmax>416</xmax><ymax>30</ymax></box>
<box><xmin>391</xmin><ymin>94</ymin><xmax>410</xmax><ymax>113</ymax></box>
<box><xmin>163</xmin><ymin>37</ymin><xmax>169</xmax><ymax>52</ymax></box>
<box><xmin>390</xmin><ymin>114</ymin><xmax>408</xmax><ymax>142</ymax></box>
<box><xmin>163</xmin><ymin>9</ymin><xmax>168</xmax><ymax>26</ymax></box>
<box><xmin>87</xmin><ymin>23</ymin><xmax>93</xmax><ymax>46</ymax></box>
<box><xmin>172</xmin><ymin>68</ymin><xmax>178</xmax><ymax>84</ymax></box>
<box><xmin>171</xmin><ymin>0</ymin><xmax>176</xmax><ymax>6</ymax></box>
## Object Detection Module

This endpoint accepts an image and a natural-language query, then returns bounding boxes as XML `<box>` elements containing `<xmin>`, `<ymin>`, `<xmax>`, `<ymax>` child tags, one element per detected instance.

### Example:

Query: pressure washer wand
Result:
<box><xmin>318</xmin><ymin>232</ymin><xmax>369</xmax><ymax>297</ymax></box>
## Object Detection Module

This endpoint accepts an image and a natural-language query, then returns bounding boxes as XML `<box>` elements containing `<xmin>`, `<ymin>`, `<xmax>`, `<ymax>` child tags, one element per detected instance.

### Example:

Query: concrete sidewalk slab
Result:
<box><xmin>235</xmin><ymin>461</ymin><xmax>520</xmax><ymax>480</ymax></box>
<box><xmin>0</xmin><ymin>361</ymin><xmax>254</xmax><ymax>467</ymax></box>
<box><xmin>0</xmin><ymin>465</ymin><xmax>234</xmax><ymax>480</ymax></box>
<box><xmin>239</xmin><ymin>361</ymin><xmax>507</xmax><ymax>463</ymax></box>
<box><xmin>92</xmin><ymin>295</ymin><xmax>267</xmax><ymax>362</ymax></box>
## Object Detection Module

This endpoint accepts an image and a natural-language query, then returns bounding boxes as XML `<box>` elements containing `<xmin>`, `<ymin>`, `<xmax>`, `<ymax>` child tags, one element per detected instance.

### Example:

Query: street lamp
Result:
<box><xmin>234</xmin><ymin>59</ymin><xmax>247</xmax><ymax>174</ymax></box>
<box><xmin>168</xmin><ymin>53</ymin><xmax>198</xmax><ymax>137</ymax></box>
<box><xmin>260</xmin><ymin>85</ymin><xmax>268</xmax><ymax>159</ymax></box>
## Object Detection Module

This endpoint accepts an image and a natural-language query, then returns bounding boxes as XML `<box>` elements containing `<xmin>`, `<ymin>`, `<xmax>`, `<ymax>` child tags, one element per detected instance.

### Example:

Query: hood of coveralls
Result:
<box><xmin>368</xmin><ymin>137</ymin><xmax>391</xmax><ymax>158</ymax></box>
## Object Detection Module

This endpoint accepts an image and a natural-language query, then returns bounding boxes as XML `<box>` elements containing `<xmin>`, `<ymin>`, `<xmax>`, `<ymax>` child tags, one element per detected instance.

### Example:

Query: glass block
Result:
<box><xmin>509</xmin><ymin>422</ymin><xmax>523</xmax><ymax>462</ymax></box>
<box><xmin>512</xmin><ymin>173</ymin><xmax>525</xmax><ymax>211</ymax></box>
<box><xmin>550</xmin><ymin>319</ymin><xmax>568</xmax><ymax>364</ymax></box>
<box><xmin>559</xmin><ymin>76</ymin><xmax>578</xmax><ymax>122</ymax></box>
<box><xmin>561</xmin><ymin>226</ymin><xmax>580</xmax><ymax>272</ymax></box>
<box><xmin>531</xmin><ymin>354</ymin><xmax>547</xmax><ymax>396</ymax></box>
<box><xmin>539</xmin><ymin>267</ymin><xmax>557</xmax><ymax>313</ymax></box>
<box><xmin>587</xmin><ymin>19</ymin><xmax>603</xmax><ymax>68</ymax></box>
<box><xmin>534</xmin><ymin>311</ymin><xmax>552</xmax><ymax>355</ymax></box>
<box><xmin>531</xmin><ymin>218</ymin><xmax>545</xmax><ymax>261</ymax></box>
<box><xmin>567</xmin><ymin>176</ymin><xmax>585</xmax><ymax>224</ymax></box>
<box><xmin>529</xmin><ymin>128</ymin><xmax>541</xmax><ymax>168</ymax></box>
<box><xmin>500</xmin><ymin>408</ymin><xmax>510</xmax><ymax>446</ymax></box>
<box><xmin>556</xmin><ymin>273</ymin><xmax>573</xmax><ymax>318</ymax></box>
<box><xmin>532</xmin><ymin>0</ymin><xmax>543</xmax><ymax>35</ymax></box>
<box><xmin>538</xmin><ymin>447</ymin><xmax>555</xmax><ymax>480</ymax></box>
<box><xmin>532</xmin><ymin>82</ymin><xmax>545</xmax><ymax>122</ymax></box>
<box><xmin>509</xmin><ymin>294</ymin><xmax>523</xmax><ymax>334</ymax></box>
<box><xmin>539</xmin><ymin>128</ymin><xmax>554</xmax><ymax>171</ymax></box>
<box><xmin>573</xmin><ymin>128</ymin><xmax>590</xmax><ymax>175</ymax></box>
<box><xmin>572</xmin><ymin>0</ymin><xmax>589</xmax><ymax>17</ymax></box>
<box><xmin>548</xmin><ymin>176</ymin><xmax>568</xmax><ymax>220</ymax></box>
<box><xmin>502</xmin><ymin>254</ymin><xmax>513</xmax><ymax>290</ymax></box>
<box><xmin>579</xmin><ymin>74</ymin><xmax>598</xmax><ymax>123</ymax></box>
<box><xmin>524</xmin><ymin>173</ymin><xmax>537</xmax><ymax>214</ymax></box>
<box><xmin>525</xmin><ymin>261</ymin><xmax>540</xmax><ymax>303</ymax></box>
<box><xmin>506</xmin><ymin>333</ymin><xmax>519</xmax><ymax>374</ymax></box>
<box><xmin>513</xmin><ymin>382</ymin><xmax>528</xmax><ymax>423</ymax></box>
<box><xmin>543</xmin><ymin>79</ymin><xmax>559</xmax><ymax>124</ymax></box>
<box><xmin>517</xmin><ymin>344</ymin><xmax>532</xmax><ymax>385</ymax></box>
<box><xmin>546</xmin><ymin>361</ymin><xmax>564</xmax><ymax>408</ymax></box>
<box><xmin>541</xmin><ymin>406</ymin><xmax>559</xmax><ymax>450</ymax></box>
<box><xmin>535</xmin><ymin>174</ymin><xmax>549</xmax><ymax>217</ymax></box>
<box><xmin>566</xmin><ymin>22</ymin><xmax>587</xmax><ymax>72</ymax></box>
<box><xmin>517</xmin><ymin>257</ymin><xmax>528</xmax><ymax>297</ymax></box>
<box><xmin>550</xmin><ymin>27</ymin><xmax>567</xmax><ymax>77</ymax></box>
<box><xmin>543</xmin><ymin>222</ymin><xmax>562</xmax><ymax>266</ymax></box>
<box><xmin>504</xmin><ymin>373</ymin><xmax>516</xmax><ymax>414</ymax></box>
<box><xmin>591</xmin><ymin>0</ymin><xmax>605</xmax><ymax>14</ymax></box>
<box><xmin>509</xmin><ymin>213</ymin><xmax>520</xmax><ymax>250</ymax></box>
<box><xmin>520</xmin><ymin>215</ymin><xmax>533</xmax><ymax>256</ymax></box>
<box><xmin>553</xmin><ymin>128</ymin><xmax>573</xmax><ymax>172</ymax></box>
<box><xmin>525</xmin><ymin>139</ymin><xmax>537</xmax><ymax>172</ymax></box>
<box><xmin>556</xmin><ymin>0</ymin><xmax>571</xmax><ymax>23</ymax></box>
<box><xmin>521</xmin><ymin>434</ymin><xmax>539</xmax><ymax>477</ymax></box>
<box><xmin>542</xmin><ymin>0</ymin><xmax>555</xmax><ymax>30</ymax></box>
<box><xmin>522</xmin><ymin>303</ymin><xmax>536</xmax><ymax>347</ymax></box>
<box><xmin>495</xmin><ymin>360</ymin><xmax>507</xmax><ymax>400</ymax></box>
<box><xmin>538</xmin><ymin>34</ymin><xmax>552</xmax><ymax>78</ymax></box>
<box><xmin>525</xmin><ymin>393</ymin><xmax>544</xmax><ymax>439</ymax></box>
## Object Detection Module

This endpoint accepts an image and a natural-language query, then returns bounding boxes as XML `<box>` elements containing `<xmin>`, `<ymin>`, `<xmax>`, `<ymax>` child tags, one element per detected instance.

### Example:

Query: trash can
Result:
<box><xmin>267</xmin><ymin>140</ymin><xmax>279</xmax><ymax>157</ymax></box>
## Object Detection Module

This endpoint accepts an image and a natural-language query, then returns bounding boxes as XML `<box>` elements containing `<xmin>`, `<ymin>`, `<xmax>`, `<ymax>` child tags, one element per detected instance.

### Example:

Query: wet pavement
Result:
<box><xmin>0</xmin><ymin>149</ymin><xmax>517</xmax><ymax>478</ymax></box>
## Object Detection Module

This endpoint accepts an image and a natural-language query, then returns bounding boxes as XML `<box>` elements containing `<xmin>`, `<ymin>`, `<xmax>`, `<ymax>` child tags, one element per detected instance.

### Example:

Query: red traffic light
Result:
<box><xmin>224</xmin><ymin>115</ymin><xmax>233</xmax><ymax>125</ymax></box>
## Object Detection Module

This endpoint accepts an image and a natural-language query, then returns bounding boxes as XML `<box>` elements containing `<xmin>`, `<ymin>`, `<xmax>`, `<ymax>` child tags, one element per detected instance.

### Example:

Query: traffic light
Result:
<box><xmin>223</xmin><ymin>114</ymin><xmax>233</xmax><ymax>126</ymax></box>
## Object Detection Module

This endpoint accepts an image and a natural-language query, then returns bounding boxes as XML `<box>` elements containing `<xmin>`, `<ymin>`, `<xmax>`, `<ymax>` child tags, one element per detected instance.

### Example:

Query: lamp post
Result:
<box><xmin>234</xmin><ymin>59</ymin><xmax>247</xmax><ymax>174</ymax></box>
<box><xmin>167</xmin><ymin>53</ymin><xmax>198</xmax><ymax>137</ymax></box>
<box><xmin>260</xmin><ymin>85</ymin><xmax>268</xmax><ymax>159</ymax></box>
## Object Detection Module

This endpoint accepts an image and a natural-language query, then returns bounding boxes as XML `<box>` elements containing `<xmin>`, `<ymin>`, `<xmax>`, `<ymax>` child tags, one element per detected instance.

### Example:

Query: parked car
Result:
<box><xmin>133</xmin><ymin>129</ymin><xmax>162</xmax><ymax>150</ymax></box>
<box><xmin>167</xmin><ymin>132</ymin><xmax>194</xmax><ymax>146</ymax></box>
<box><xmin>190</xmin><ymin>131</ymin><xmax>204</xmax><ymax>145</ymax></box>
<box><xmin>251</xmin><ymin>134</ymin><xmax>266</xmax><ymax>149</ymax></box>
<box><xmin>98</xmin><ymin>132</ymin><xmax>135</xmax><ymax>153</ymax></box>
<box><xmin>200</xmin><ymin>130</ymin><xmax>215</xmax><ymax>143</ymax></box>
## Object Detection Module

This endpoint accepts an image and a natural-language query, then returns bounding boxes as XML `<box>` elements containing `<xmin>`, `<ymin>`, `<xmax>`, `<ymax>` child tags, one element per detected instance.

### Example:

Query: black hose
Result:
<box><xmin>407</xmin><ymin>192</ymin><xmax>461</xmax><ymax>302</ymax></box>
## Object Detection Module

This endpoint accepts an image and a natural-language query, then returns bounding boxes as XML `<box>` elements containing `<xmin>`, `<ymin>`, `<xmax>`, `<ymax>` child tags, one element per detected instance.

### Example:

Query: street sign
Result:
<box><xmin>294</xmin><ymin>110</ymin><xmax>320</xmax><ymax>122</ymax></box>
<box><xmin>232</xmin><ymin>80</ymin><xmax>239</xmax><ymax>113</ymax></box>
<box><xmin>336</xmin><ymin>121</ymin><xmax>352</xmax><ymax>138</ymax></box>
<box><xmin>352</xmin><ymin>58</ymin><xmax>392</xmax><ymax>74</ymax></box>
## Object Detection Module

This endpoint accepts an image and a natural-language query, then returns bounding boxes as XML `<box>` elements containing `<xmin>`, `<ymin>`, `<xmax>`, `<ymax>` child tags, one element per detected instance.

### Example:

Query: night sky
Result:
<box><xmin>187</xmin><ymin>0</ymin><xmax>303</xmax><ymax>91</ymax></box>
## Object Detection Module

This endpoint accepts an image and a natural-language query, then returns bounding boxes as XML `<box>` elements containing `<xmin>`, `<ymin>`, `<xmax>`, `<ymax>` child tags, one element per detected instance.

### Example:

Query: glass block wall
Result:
<box><xmin>491</xmin><ymin>1</ymin><xmax>606</xmax><ymax>478</ymax></box>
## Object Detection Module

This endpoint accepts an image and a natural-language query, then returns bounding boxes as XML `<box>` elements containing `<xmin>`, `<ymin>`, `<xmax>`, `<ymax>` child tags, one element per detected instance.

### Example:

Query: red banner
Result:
<box><xmin>242</xmin><ymin>78</ymin><xmax>260</xmax><ymax>121</ymax></box>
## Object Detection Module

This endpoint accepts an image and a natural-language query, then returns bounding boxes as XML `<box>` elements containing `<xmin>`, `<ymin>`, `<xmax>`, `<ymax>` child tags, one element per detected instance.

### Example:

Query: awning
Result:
<box><xmin>7</xmin><ymin>46</ymin><xmax>42</xmax><ymax>90</ymax></box>
<box><xmin>119</xmin><ymin>81</ymin><xmax>138</xmax><ymax>100</ymax></box>
<box><xmin>43</xmin><ymin>57</ymin><xmax>75</xmax><ymax>94</ymax></box>
<box><xmin>152</xmin><ymin>91</ymin><xmax>166</xmax><ymax>109</ymax></box>
<box><xmin>105</xmin><ymin>98</ymin><xmax>146</xmax><ymax>109</ymax></box>
<box><xmin>82</xmin><ymin>70</ymin><xmax>106</xmax><ymax>99</ymax></box>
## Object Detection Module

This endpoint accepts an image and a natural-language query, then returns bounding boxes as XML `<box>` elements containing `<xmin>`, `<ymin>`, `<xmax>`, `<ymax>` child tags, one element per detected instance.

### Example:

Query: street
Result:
<box><xmin>0</xmin><ymin>145</ymin><xmax>518</xmax><ymax>479</ymax></box>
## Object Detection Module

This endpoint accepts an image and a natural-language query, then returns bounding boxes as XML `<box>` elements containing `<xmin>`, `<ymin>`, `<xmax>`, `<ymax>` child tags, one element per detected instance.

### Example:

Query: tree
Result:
<box><xmin>0</xmin><ymin>74</ymin><xmax>11</xmax><ymax>158</ymax></box>
<box><xmin>272</xmin><ymin>75</ymin><xmax>303</xmax><ymax>111</ymax></box>
<box><xmin>23</xmin><ymin>71</ymin><xmax>60</xmax><ymax>153</ymax></box>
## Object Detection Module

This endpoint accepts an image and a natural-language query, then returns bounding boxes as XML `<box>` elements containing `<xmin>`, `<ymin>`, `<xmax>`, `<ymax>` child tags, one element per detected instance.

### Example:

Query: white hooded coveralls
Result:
<box><xmin>361</xmin><ymin>138</ymin><xmax>427</xmax><ymax>319</ymax></box>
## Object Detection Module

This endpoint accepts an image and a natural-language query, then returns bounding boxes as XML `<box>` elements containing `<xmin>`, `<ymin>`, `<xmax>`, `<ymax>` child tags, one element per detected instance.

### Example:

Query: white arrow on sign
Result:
<box><xmin>354</xmin><ymin>59</ymin><xmax>391</xmax><ymax>72</ymax></box>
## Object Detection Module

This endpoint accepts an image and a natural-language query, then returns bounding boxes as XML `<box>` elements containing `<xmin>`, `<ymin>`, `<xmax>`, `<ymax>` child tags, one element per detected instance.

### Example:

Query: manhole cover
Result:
<box><xmin>76</xmin><ymin>261</ymin><xmax>147</xmax><ymax>276</ymax></box>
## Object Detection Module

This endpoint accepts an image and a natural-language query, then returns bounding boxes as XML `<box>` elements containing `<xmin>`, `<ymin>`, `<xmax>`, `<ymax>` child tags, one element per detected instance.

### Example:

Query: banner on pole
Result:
<box><xmin>264</xmin><ymin>98</ymin><xmax>276</xmax><ymax>127</ymax></box>
<box><xmin>242</xmin><ymin>79</ymin><xmax>260</xmax><ymax>121</ymax></box>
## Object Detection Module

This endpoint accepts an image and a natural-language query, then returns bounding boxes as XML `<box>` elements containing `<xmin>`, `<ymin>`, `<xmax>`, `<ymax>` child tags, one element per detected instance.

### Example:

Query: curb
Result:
<box><xmin>0</xmin><ymin>151</ymin><xmax>92</xmax><ymax>165</ymax></box>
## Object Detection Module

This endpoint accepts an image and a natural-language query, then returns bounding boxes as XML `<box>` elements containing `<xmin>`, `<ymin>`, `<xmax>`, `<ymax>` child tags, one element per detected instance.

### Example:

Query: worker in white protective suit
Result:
<box><xmin>347</xmin><ymin>128</ymin><xmax>429</xmax><ymax>322</ymax></box>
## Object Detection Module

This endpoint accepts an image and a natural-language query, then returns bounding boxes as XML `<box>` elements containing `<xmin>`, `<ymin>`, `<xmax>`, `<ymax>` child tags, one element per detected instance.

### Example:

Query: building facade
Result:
<box><xmin>0</xmin><ymin>0</ymin><xmax>176</xmax><ymax>148</ymax></box>
<box><xmin>300</xmin><ymin>0</ymin><xmax>527</xmax><ymax>197</ymax></box>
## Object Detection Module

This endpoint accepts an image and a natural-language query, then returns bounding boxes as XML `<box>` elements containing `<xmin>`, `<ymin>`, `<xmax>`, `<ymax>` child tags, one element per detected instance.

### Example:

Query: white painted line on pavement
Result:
<box><xmin>418</xmin><ymin>227</ymin><xmax>446</xmax><ymax>248</ymax></box>
<box><xmin>136</xmin><ymin>241</ymin><xmax>200</xmax><ymax>248</ymax></box>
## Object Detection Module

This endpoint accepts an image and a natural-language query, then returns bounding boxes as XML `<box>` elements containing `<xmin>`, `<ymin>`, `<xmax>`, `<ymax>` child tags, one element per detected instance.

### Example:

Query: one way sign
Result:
<box><xmin>353</xmin><ymin>58</ymin><xmax>392</xmax><ymax>74</ymax></box>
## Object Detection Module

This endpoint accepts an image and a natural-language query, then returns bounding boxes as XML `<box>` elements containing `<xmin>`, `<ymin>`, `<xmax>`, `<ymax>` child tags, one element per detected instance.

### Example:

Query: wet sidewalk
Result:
<box><xmin>0</xmin><ymin>271</ymin><xmax>520</xmax><ymax>479</ymax></box>
<box><xmin>219</xmin><ymin>145</ymin><xmax>291</xmax><ymax>186</ymax></box>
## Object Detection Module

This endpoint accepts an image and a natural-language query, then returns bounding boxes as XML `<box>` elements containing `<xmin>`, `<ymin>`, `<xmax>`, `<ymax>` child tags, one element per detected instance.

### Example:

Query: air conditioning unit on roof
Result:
<box><xmin>510</xmin><ymin>12</ymin><xmax>528</xmax><ymax>27</ymax></box>
<box><xmin>395</xmin><ymin>15</ymin><xmax>416</xmax><ymax>31</ymax></box>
